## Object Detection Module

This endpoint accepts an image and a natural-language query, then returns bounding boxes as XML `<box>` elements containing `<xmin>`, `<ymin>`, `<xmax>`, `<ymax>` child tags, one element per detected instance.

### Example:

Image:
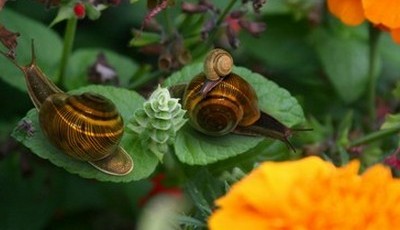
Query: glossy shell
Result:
<box><xmin>39</xmin><ymin>92</ymin><xmax>124</xmax><ymax>162</ymax></box>
<box><xmin>203</xmin><ymin>48</ymin><xmax>233</xmax><ymax>81</ymax></box>
<box><xmin>183</xmin><ymin>73</ymin><xmax>260</xmax><ymax>136</ymax></box>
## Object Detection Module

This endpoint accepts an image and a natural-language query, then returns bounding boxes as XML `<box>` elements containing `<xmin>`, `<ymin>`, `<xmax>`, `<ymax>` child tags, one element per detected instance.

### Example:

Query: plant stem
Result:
<box><xmin>58</xmin><ymin>17</ymin><xmax>77</xmax><ymax>88</ymax></box>
<box><xmin>163</xmin><ymin>7</ymin><xmax>174</xmax><ymax>36</ymax></box>
<box><xmin>366</xmin><ymin>25</ymin><xmax>381</xmax><ymax>123</ymax></box>
<box><xmin>216</xmin><ymin>0</ymin><xmax>237</xmax><ymax>26</ymax></box>
<box><xmin>207</xmin><ymin>0</ymin><xmax>237</xmax><ymax>45</ymax></box>
<box><xmin>193</xmin><ymin>0</ymin><xmax>237</xmax><ymax>58</ymax></box>
<box><xmin>349</xmin><ymin>125</ymin><xmax>400</xmax><ymax>147</ymax></box>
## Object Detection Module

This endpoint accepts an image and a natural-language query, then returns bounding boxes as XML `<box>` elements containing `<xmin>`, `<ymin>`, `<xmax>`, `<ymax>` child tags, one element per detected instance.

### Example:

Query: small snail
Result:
<box><xmin>200</xmin><ymin>48</ymin><xmax>233</xmax><ymax>96</ymax></box>
<box><xmin>1</xmin><ymin>41</ymin><xmax>133</xmax><ymax>176</ymax></box>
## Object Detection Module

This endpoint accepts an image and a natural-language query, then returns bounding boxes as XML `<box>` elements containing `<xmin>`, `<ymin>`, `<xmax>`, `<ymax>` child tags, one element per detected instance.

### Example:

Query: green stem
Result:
<box><xmin>193</xmin><ymin>0</ymin><xmax>237</xmax><ymax>58</ymax></box>
<box><xmin>163</xmin><ymin>7</ymin><xmax>174</xmax><ymax>36</ymax></box>
<box><xmin>216</xmin><ymin>0</ymin><xmax>237</xmax><ymax>26</ymax></box>
<box><xmin>367</xmin><ymin>25</ymin><xmax>381</xmax><ymax>123</ymax></box>
<box><xmin>58</xmin><ymin>17</ymin><xmax>77</xmax><ymax>88</ymax></box>
<box><xmin>349</xmin><ymin>125</ymin><xmax>400</xmax><ymax>147</ymax></box>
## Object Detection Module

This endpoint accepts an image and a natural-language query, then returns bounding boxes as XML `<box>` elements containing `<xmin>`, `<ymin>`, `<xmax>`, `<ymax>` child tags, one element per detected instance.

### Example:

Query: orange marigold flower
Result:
<box><xmin>327</xmin><ymin>0</ymin><xmax>365</xmax><ymax>25</ymax></box>
<box><xmin>208</xmin><ymin>157</ymin><xmax>400</xmax><ymax>230</ymax></box>
<box><xmin>327</xmin><ymin>0</ymin><xmax>400</xmax><ymax>43</ymax></box>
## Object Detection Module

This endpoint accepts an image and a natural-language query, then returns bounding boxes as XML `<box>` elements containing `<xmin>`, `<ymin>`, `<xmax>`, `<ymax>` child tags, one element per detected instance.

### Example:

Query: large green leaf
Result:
<box><xmin>163</xmin><ymin>63</ymin><xmax>305</xmax><ymax>165</ymax></box>
<box><xmin>0</xmin><ymin>9</ymin><xmax>63</xmax><ymax>92</ymax></box>
<box><xmin>312</xmin><ymin>25</ymin><xmax>373</xmax><ymax>103</ymax></box>
<box><xmin>65</xmin><ymin>48</ymin><xmax>139</xmax><ymax>90</ymax></box>
<box><xmin>11</xmin><ymin>85</ymin><xmax>158</xmax><ymax>182</ymax></box>
<box><xmin>174</xmin><ymin>125</ymin><xmax>263</xmax><ymax>165</ymax></box>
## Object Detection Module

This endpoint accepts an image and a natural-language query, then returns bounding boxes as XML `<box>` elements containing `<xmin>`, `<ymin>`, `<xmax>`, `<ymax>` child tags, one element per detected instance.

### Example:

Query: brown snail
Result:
<box><xmin>200</xmin><ymin>48</ymin><xmax>233</xmax><ymax>96</ymax></box>
<box><xmin>1</xmin><ymin>41</ymin><xmax>133</xmax><ymax>176</ymax></box>
<box><xmin>170</xmin><ymin>49</ymin><xmax>310</xmax><ymax>151</ymax></box>
<box><xmin>184</xmin><ymin>73</ymin><xmax>260</xmax><ymax>136</ymax></box>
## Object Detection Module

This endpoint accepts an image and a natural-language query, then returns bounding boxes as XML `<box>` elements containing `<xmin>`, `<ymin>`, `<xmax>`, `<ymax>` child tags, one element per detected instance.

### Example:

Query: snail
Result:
<box><xmin>200</xmin><ymin>48</ymin><xmax>233</xmax><ymax>96</ymax></box>
<box><xmin>169</xmin><ymin>49</ymin><xmax>310</xmax><ymax>151</ymax></box>
<box><xmin>183</xmin><ymin>72</ymin><xmax>260</xmax><ymax>136</ymax></box>
<box><xmin>0</xmin><ymin>41</ymin><xmax>133</xmax><ymax>176</ymax></box>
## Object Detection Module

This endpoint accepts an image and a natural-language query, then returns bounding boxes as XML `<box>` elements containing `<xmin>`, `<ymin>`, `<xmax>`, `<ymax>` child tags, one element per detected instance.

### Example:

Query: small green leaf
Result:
<box><xmin>129</xmin><ymin>30</ymin><xmax>161</xmax><ymax>47</ymax></box>
<box><xmin>312</xmin><ymin>25</ymin><xmax>375</xmax><ymax>103</ymax></box>
<box><xmin>49</xmin><ymin>5</ymin><xmax>74</xmax><ymax>27</ymax></box>
<box><xmin>11</xmin><ymin>85</ymin><xmax>158</xmax><ymax>182</ymax></box>
<box><xmin>381</xmin><ymin>114</ymin><xmax>400</xmax><ymax>130</ymax></box>
<box><xmin>0</xmin><ymin>9</ymin><xmax>63</xmax><ymax>92</ymax></box>
<box><xmin>262</xmin><ymin>1</ymin><xmax>291</xmax><ymax>14</ymax></box>
<box><xmin>337</xmin><ymin>111</ymin><xmax>354</xmax><ymax>147</ymax></box>
<box><xmin>393</xmin><ymin>82</ymin><xmax>400</xmax><ymax>100</ymax></box>
<box><xmin>65</xmin><ymin>49</ymin><xmax>139</xmax><ymax>90</ymax></box>
<box><xmin>164</xmin><ymin>63</ymin><xmax>305</xmax><ymax>165</ymax></box>
<box><xmin>85</xmin><ymin>3</ymin><xmax>102</xmax><ymax>20</ymax></box>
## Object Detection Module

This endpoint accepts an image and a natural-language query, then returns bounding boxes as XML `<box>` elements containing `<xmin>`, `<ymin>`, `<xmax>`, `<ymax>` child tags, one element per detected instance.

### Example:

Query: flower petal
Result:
<box><xmin>328</xmin><ymin>0</ymin><xmax>365</xmax><ymax>25</ymax></box>
<box><xmin>390</xmin><ymin>28</ymin><xmax>400</xmax><ymax>44</ymax></box>
<box><xmin>363</xmin><ymin>0</ymin><xmax>400</xmax><ymax>28</ymax></box>
<box><xmin>209</xmin><ymin>157</ymin><xmax>400</xmax><ymax>230</ymax></box>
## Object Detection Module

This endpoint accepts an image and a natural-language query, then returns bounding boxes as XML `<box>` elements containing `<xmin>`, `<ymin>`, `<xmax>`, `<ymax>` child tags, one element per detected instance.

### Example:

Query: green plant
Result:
<box><xmin>1</xmin><ymin>0</ymin><xmax>399</xmax><ymax>229</ymax></box>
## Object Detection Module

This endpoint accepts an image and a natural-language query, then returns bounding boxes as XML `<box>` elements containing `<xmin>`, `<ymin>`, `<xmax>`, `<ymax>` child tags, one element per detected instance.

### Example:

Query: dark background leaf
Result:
<box><xmin>311</xmin><ymin>23</ymin><xmax>372</xmax><ymax>104</ymax></box>
<box><xmin>0</xmin><ymin>8</ymin><xmax>63</xmax><ymax>92</ymax></box>
<box><xmin>65</xmin><ymin>48</ymin><xmax>139</xmax><ymax>90</ymax></box>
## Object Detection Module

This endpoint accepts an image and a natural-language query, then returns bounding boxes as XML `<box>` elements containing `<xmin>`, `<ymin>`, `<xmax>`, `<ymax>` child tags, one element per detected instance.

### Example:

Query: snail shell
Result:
<box><xmin>203</xmin><ymin>48</ymin><xmax>233</xmax><ymax>81</ymax></box>
<box><xmin>39</xmin><ymin>92</ymin><xmax>132</xmax><ymax>175</ymax></box>
<box><xmin>183</xmin><ymin>73</ymin><xmax>260</xmax><ymax>136</ymax></box>
<box><xmin>1</xmin><ymin>41</ymin><xmax>133</xmax><ymax>176</ymax></box>
<box><xmin>201</xmin><ymin>48</ymin><xmax>234</xmax><ymax>96</ymax></box>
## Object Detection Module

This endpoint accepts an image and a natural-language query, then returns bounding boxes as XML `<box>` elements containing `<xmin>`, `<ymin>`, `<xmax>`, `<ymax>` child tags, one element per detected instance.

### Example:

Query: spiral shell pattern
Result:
<box><xmin>183</xmin><ymin>73</ymin><xmax>260</xmax><ymax>136</ymax></box>
<box><xmin>203</xmin><ymin>48</ymin><xmax>233</xmax><ymax>81</ymax></box>
<box><xmin>39</xmin><ymin>92</ymin><xmax>124</xmax><ymax>162</ymax></box>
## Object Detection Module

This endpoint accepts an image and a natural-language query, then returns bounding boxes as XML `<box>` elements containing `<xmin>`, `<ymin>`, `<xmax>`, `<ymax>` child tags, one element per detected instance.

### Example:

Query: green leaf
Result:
<box><xmin>49</xmin><ymin>5</ymin><xmax>74</xmax><ymax>27</ymax></box>
<box><xmin>0</xmin><ymin>9</ymin><xmax>63</xmax><ymax>92</ymax></box>
<box><xmin>85</xmin><ymin>3</ymin><xmax>102</xmax><ymax>20</ymax></box>
<box><xmin>174</xmin><ymin>125</ymin><xmax>263</xmax><ymax>165</ymax></box>
<box><xmin>393</xmin><ymin>81</ymin><xmax>400</xmax><ymax>100</ymax></box>
<box><xmin>337</xmin><ymin>111</ymin><xmax>353</xmax><ymax>147</ymax></box>
<box><xmin>65</xmin><ymin>48</ymin><xmax>139</xmax><ymax>90</ymax></box>
<box><xmin>11</xmin><ymin>85</ymin><xmax>158</xmax><ymax>182</ymax></box>
<box><xmin>239</xmin><ymin>17</ymin><xmax>319</xmax><ymax>80</ymax></box>
<box><xmin>381</xmin><ymin>114</ymin><xmax>400</xmax><ymax>130</ymax></box>
<box><xmin>263</xmin><ymin>2</ymin><xmax>291</xmax><ymax>14</ymax></box>
<box><xmin>0</xmin><ymin>156</ymin><xmax>58</xmax><ymax>230</ymax></box>
<box><xmin>312</xmin><ymin>25</ymin><xmax>373</xmax><ymax>103</ymax></box>
<box><xmin>164</xmin><ymin>63</ymin><xmax>305</xmax><ymax>165</ymax></box>
<box><xmin>129</xmin><ymin>30</ymin><xmax>161</xmax><ymax>47</ymax></box>
<box><xmin>380</xmin><ymin>34</ymin><xmax>400</xmax><ymax>83</ymax></box>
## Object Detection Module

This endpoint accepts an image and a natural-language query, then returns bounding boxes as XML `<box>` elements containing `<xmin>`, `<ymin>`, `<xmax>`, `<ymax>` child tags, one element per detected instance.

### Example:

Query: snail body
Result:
<box><xmin>1</xmin><ymin>41</ymin><xmax>133</xmax><ymax>176</ymax></box>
